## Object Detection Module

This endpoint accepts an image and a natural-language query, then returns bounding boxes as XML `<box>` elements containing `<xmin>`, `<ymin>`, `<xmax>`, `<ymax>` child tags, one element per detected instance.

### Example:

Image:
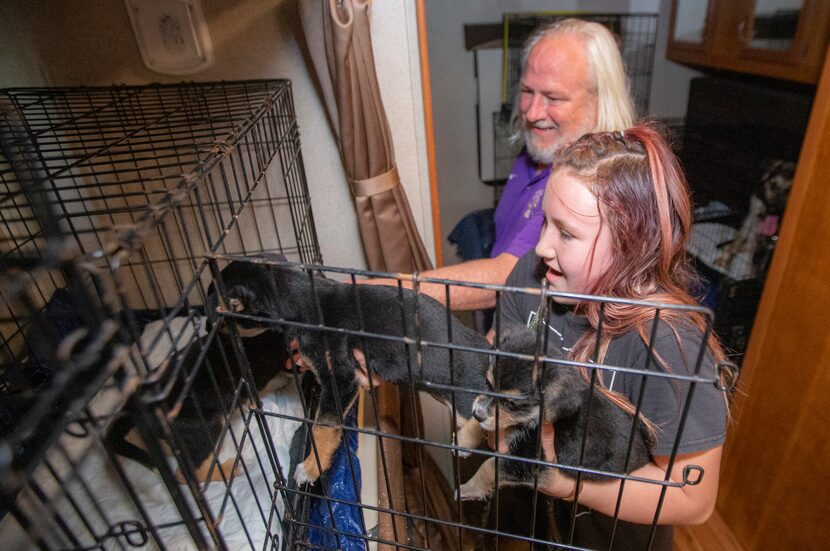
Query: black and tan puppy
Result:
<box><xmin>206</xmin><ymin>256</ymin><xmax>491</xmax><ymax>486</ymax></box>
<box><xmin>108</xmin><ymin>327</ymin><xmax>290</xmax><ymax>483</ymax></box>
<box><xmin>458</xmin><ymin>328</ymin><xmax>654</xmax><ymax>500</ymax></box>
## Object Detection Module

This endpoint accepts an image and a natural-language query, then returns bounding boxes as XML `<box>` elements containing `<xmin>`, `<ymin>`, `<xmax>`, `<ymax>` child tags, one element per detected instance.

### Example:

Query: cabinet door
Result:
<box><xmin>668</xmin><ymin>0</ymin><xmax>718</xmax><ymax>52</ymax></box>
<box><xmin>667</xmin><ymin>0</ymin><xmax>829</xmax><ymax>82</ymax></box>
<box><xmin>736</xmin><ymin>0</ymin><xmax>812</xmax><ymax>63</ymax></box>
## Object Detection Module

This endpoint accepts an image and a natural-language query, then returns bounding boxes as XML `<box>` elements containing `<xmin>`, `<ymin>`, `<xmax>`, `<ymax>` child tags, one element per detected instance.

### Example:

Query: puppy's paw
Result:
<box><xmin>456</xmin><ymin>480</ymin><xmax>491</xmax><ymax>501</ymax></box>
<box><xmin>294</xmin><ymin>463</ymin><xmax>319</xmax><ymax>486</ymax></box>
<box><xmin>455</xmin><ymin>418</ymin><xmax>484</xmax><ymax>456</ymax></box>
<box><xmin>452</xmin><ymin>435</ymin><xmax>472</xmax><ymax>458</ymax></box>
<box><xmin>454</xmin><ymin>432</ymin><xmax>478</xmax><ymax>457</ymax></box>
<box><xmin>294</xmin><ymin>455</ymin><xmax>321</xmax><ymax>486</ymax></box>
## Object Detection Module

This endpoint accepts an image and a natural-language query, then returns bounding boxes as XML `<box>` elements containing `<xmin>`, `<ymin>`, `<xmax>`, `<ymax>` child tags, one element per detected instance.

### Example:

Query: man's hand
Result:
<box><xmin>284</xmin><ymin>339</ymin><xmax>311</xmax><ymax>372</ymax></box>
<box><xmin>284</xmin><ymin>339</ymin><xmax>383</xmax><ymax>388</ymax></box>
<box><xmin>351</xmin><ymin>348</ymin><xmax>384</xmax><ymax>388</ymax></box>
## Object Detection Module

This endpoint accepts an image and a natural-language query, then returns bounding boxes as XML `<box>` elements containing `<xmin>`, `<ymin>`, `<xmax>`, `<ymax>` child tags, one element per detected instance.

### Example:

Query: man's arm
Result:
<box><xmin>361</xmin><ymin>253</ymin><xmax>519</xmax><ymax>311</ymax></box>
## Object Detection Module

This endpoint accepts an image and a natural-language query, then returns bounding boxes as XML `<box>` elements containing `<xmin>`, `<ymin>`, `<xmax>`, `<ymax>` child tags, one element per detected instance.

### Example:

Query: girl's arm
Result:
<box><xmin>537</xmin><ymin>423</ymin><xmax>722</xmax><ymax>526</ymax></box>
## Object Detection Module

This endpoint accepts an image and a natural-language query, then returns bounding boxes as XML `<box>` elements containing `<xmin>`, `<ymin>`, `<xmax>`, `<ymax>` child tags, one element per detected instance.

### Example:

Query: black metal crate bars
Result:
<box><xmin>0</xmin><ymin>80</ymin><xmax>321</xmax><ymax>550</ymax></box>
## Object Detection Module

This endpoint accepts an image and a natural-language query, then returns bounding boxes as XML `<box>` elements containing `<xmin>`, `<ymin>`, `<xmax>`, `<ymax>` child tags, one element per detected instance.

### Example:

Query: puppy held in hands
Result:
<box><xmin>206</xmin><ymin>255</ymin><xmax>491</xmax><ymax>486</ymax></box>
<box><xmin>458</xmin><ymin>328</ymin><xmax>654</xmax><ymax>501</ymax></box>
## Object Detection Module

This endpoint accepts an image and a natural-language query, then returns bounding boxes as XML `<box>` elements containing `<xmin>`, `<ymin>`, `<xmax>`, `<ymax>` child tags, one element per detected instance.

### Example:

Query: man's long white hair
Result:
<box><xmin>509</xmin><ymin>18</ymin><xmax>636</xmax><ymax>146</ymax></box>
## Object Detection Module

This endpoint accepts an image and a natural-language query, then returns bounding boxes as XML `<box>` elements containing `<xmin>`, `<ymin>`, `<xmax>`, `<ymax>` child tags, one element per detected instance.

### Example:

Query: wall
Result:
<box><xmin>424</xmin><ymin>0</ymin><xmax>701</xmax><ymax>265</ymax></box>
<box><xmin>650</xmin><ymin>0</ymin><xmax>706</xmax><ymax>119</ymax></box>
<box><xmin>0</xmin><ymin>0</ymin><xmax>434</xmax><ymax>270</ymax></box>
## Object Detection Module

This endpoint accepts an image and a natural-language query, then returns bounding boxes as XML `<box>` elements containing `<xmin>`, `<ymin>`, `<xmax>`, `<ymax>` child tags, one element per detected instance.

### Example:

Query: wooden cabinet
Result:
<box><xmin>667</xmin><ymin>0</ymin><xmax>830</xmax><ymax>83</ymax></box>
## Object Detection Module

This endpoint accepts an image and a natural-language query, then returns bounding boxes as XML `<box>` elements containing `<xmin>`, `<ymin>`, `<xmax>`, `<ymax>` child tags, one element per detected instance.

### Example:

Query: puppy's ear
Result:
<box><xmin>542</xmin><ymin>366</ymin><xmax>582</xmax><ymax>421</ymax></box>
<box><xmin>256</xmin><ymin>252</ymin><xmax>288</xmax><ymax>264</ymax></box>
<box><xmin>493</xmin><ymin>323</ymin><xmax>532</xmax><ymax>349</ymax></box>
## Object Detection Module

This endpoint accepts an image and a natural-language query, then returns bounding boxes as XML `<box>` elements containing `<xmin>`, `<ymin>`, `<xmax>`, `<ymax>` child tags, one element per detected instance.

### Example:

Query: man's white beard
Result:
<box><xmin>521</xmin><ymin>125</ymin><xmax>558</xmax><ymax>165</ymax></box>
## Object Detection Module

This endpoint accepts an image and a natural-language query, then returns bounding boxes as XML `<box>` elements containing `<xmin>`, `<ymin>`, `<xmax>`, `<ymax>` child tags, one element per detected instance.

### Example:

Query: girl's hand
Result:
<box><xmin>491</xmin><ymin>423</ymin><xmax>576</xmax><ymax>500</ymax></box>
<box><xmin>537</xmin><ymin>420</ymin><xmax>723</xmax><ymax>523</ymax></box>
<box><xmin>539</xmin><ymin>422</ymin><xmax>582</xmax><ymax>501</ymax></box>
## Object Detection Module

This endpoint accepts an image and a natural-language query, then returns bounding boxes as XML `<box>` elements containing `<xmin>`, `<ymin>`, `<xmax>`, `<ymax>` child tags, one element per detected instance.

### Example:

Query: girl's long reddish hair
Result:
<box><xmin>551</xmin><ymin>123</ymin><xmax>726</xmax><ymax>388</ymax></box>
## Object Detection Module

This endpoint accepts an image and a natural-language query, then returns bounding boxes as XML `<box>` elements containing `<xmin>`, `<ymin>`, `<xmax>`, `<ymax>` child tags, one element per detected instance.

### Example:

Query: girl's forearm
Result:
<box><xmin>542</xmin><ymin>446</ymin><xmax>722</xmax><ymax>526</ymax></box>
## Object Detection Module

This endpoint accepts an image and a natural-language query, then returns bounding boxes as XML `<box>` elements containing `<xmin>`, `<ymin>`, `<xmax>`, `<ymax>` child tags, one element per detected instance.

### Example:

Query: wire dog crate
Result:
<box><xmin>0</xmin><ymin>80</ymin><xmax>321</xmax><ymax>549</ymax></box>
<box><xmin>683</xmin><ymin>126</ymin><xmax>796</xmax><ymax>359</ymax></box>
<box><xmin>203</xmin><ymin>255</ymin><xmax>735</xmax><ymax>551</ymax></box>
<box><xmin>1</xmin><ymin>81</ymin><xmax>735</xmax><ymax>550</ymax></box>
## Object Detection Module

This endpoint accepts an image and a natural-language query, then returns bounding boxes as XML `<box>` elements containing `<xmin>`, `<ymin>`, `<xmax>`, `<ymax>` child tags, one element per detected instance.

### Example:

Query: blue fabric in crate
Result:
<box><xmin>307</xmin><ymin>407</ymin><xmax>366</xmax><ymax>549</ymax></box>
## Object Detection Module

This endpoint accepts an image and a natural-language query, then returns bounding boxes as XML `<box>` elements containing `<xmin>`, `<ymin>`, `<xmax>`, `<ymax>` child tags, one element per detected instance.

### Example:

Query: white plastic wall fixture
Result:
<box><xmin>124</xmin><ymin>0</ymin><xmax>214</xmax><ymax>75</ymax></box>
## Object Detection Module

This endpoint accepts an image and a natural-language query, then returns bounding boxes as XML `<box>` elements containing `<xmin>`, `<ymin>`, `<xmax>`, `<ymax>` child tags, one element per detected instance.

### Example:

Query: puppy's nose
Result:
<box><xmin>473</xmin><ymin>405</ymin><xmax>487</xmax><ymax>423</ymax></box>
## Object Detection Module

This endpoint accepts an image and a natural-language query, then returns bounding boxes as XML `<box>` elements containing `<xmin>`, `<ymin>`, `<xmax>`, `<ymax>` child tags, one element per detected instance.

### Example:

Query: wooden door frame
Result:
<box><xmin>718</xmin><ymin>45</ymin><xmax>830</xmax><ymax>549</ymax></box>
<box><xmin>416</xmin><ymin>0</ymin><xmax>443</xmax><ymax>267</ymax></box>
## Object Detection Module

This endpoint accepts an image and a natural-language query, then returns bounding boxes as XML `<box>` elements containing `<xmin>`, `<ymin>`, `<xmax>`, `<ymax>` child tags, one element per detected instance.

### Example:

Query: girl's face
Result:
<box><xmin>535</xmin><ymin>171</ymin><xmax>614</xmax><ymax>302</ymax></box>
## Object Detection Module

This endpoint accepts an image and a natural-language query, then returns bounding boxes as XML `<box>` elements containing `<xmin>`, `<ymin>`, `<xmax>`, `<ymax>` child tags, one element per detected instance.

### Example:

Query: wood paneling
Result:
<box><xmin>675</xmin><ymin>511</ymin><xmax>745</xmax><ymax>551</ymax></box>
<box><xmin>417</xmin><ymin>0</ymin><xmax>443</xmax><ymax>267</ymax></box>
<box><xmin>717</xmin><ymin>49</ymin><xmax>830</xmax><ymax>550</ymax></box>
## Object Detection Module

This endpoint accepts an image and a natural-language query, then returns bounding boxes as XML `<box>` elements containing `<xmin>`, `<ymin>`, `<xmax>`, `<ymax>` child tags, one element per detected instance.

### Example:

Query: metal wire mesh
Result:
<box><xmin>202</xmin><ymin>254</ymin><xmax>733</xmax><ymax>551</ymax></box>
<box><xmin>682</xmin><ymin>125</ymin><xmax>795</xmax><ymax>361</ymax></box>
<box><xmin>1</xmin><ymin>81</ymin><xmax>320</xmax><ymax>312</ymax></box>
<box><xmin>0</xmin><ymin>80</ymin><xmax>321</xmax><ymax>550</ymax></box>
<box><xmin>1</xmin><ymin>79</ymin><xmax>732</xmax><ymax>550</ymax></box>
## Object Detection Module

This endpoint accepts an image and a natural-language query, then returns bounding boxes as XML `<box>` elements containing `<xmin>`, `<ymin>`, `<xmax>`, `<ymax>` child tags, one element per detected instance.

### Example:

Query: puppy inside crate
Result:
<box><xmin>106</xmin><ymin>317</ymin><xmax>291</xmax><ymax>484</ymax></box>
<box><xmin>712</xmin><ymin>159</ymin><xmax>795</xmax><ymax>276</ymax></box>
<box><xmin>207</xmin><ymin>254</ymin><xmax>658</xmax><ymax>505</ymax></box>
<box><xmin>458</xmin><ymin>328</ymin><xmax>654</xmax><ymax>501</ymax></box>
<box><xmin>206</xmin><ymin>254</ymin><xmax>492</xmax><ymax>486</ymax></box>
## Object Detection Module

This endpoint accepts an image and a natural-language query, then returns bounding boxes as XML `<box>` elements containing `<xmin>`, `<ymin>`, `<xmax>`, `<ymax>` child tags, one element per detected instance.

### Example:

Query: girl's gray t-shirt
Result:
<box><xmin>496</xmin><ymin>250</ymin><xmax>727</xmax><ymax>457</ymax></box>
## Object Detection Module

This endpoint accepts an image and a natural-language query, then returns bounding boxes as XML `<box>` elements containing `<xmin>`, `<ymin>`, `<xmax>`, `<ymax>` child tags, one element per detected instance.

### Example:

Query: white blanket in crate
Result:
<box><xmin>0</xmin><ymin>318</ymin><xmax>303</xmax><ymax>550</ymax></box>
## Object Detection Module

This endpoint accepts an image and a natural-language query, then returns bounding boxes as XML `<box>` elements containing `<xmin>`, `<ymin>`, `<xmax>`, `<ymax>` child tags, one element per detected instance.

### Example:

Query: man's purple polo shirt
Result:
<box><xmin>490</xmin><ymin>150</ymin><xmax>551</xmax><ymax>258</ymax></box>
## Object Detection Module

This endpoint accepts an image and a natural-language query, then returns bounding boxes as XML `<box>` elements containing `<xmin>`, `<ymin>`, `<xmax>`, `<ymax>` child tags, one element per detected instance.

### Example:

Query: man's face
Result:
<box><xmin>518</xmin><ymin>34</ymin><xmax>598</xmax><ymax>165</ymax></box>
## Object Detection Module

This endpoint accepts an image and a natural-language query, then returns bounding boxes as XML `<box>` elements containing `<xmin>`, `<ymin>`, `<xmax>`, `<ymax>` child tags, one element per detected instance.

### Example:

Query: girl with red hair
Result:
<box><xmin>497</xmin><ymin>123</ymin><xmax>729</xmax><ymax>549</ymax></box>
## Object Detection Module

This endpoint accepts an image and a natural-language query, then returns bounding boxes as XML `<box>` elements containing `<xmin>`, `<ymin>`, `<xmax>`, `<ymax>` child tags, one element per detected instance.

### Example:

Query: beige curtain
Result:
<box><xmin>298</xmin><ymin>0</ymin><xmax>432</xmax><ymax>273</ymax></box>
<box><xmin>298</xmin><ymin>2</ymin><xmax>439</xmax><ymax>548</ymax></box>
